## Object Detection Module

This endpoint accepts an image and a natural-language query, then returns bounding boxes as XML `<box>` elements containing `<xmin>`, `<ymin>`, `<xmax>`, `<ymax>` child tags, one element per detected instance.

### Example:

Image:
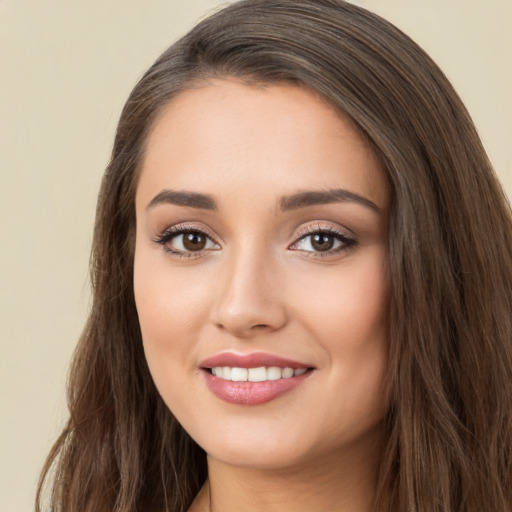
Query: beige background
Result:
<box><xmin>0</xmin><ymin>1</ymin><xmax>510</xmax><ymax>511</ymax></box>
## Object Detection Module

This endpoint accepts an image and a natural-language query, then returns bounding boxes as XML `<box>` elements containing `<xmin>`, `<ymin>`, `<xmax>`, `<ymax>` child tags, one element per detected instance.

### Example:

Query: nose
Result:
<box><xmin>211</xmin><ymin>249</ymin><xmax>288</xmax><ymax>338</ymax></box>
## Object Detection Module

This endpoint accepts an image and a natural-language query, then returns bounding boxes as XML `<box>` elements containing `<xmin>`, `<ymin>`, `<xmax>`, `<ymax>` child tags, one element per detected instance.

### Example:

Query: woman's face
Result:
<box><xmin>134</xmin><ymin>80</ymin><xmax>390</xmax><ymax>470</ymax></box>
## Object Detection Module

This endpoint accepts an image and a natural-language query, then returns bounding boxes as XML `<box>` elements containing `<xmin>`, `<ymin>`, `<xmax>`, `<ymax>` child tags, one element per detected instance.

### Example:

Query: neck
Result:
<box><xmin>190</xmin><ymin>433</ymin><xmax>384</xmax><ymax>512</ymax></box>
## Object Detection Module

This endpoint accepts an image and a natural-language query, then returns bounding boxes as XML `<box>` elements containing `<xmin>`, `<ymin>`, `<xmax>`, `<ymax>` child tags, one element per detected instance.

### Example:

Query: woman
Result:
<box><xmin>36</xmin><ymin>1</ymin><xmax>512</xmax><ymax>511</ymax></box>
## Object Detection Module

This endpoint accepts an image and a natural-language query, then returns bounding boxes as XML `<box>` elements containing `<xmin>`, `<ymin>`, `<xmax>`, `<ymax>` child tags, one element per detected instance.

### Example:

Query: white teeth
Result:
<box><xmin>211</xmin><ymin>366</ymin><xmax>308</xmax><ymax>382</ymax></box>
<box><xmin>267</xmin><ymin>366</ymin><xmax>282</xmax><ymax>381</ymax></box>
<box><xmin>248</xmin><ymin>367</ymin><xmax>267</xmax><ymax>382</ymax></box>
<box><xmin>231</xmin><ymin>367</ymin><xmax>248</xmax><ymax>381</ymax></box>
<box><xmin>282</xmin><ymin>367</ymin><xmax>294</xmax><ymax>379</ymax></box>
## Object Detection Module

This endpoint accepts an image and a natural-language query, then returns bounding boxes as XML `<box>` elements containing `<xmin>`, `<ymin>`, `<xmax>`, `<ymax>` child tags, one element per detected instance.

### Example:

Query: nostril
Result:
<box><xmin>214</xmin><ymin>322</ymin><xmax>271</xmax><ymax>333</ymax></box>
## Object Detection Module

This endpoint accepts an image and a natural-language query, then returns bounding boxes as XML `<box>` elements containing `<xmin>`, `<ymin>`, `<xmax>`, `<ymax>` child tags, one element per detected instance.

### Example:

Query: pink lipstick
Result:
<box><xmin>200</xmin><ymin>352</ymin><xmax>313</xmax><ymax>405</ymax></box>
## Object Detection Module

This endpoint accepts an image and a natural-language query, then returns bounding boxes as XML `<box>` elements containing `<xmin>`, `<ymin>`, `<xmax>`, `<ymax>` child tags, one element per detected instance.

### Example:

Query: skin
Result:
<box><xmin>134</xmin><ymin>80</ymin><xmax>390</xmax><ymax>512</ymax></box>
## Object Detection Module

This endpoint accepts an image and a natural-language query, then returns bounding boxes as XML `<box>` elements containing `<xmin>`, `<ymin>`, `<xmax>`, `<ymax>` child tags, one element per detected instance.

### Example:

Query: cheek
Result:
<box><xmin>291</xmin><ymin>251</ymin><xmax>390</xmax><ymax>415</ymax></box>
<box><xmin>132</xmin><ymin>245</ymin><xmax>214</xmax><ymax>397</ymax></box>
<box><xmin>133</xmin><ymin>261</ymin><xmax>207</xmax><ymax>423</ymax></box>
<box><xmin>134</xmin><ymin>251</ymin><xmax>209</xmax><ymax>337</ymax></box>
<box><xmin>293</xmin><ymin>252</ymin><xmax>389</xmax><ymax>348</ymax></box>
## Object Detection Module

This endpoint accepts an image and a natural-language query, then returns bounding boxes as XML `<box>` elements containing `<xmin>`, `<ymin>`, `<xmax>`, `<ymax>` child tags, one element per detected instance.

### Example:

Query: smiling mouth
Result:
<box><xmin>202</xmin><ymin>367</ymin><xmax>314</xmax><ymax>405</ymax></box>
<box><xmin>208</xmin><ymin>366</ymin><xmax>309</xmax><ymax>382</ymax></box>
<box><xmin>200</xmin><ymin>352</ymin><xmax>315</xmax><ymax>404</ymax></box>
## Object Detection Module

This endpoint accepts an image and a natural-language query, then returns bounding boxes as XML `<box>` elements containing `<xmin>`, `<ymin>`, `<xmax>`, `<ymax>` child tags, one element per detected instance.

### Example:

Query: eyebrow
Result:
<box><xmin>146</xmin><ymin>187</ymin><xmax>381</xmax><ymax>214</ymax></box>
<box><xmin>146</xmin><ymin>190</ymin><xmax>217</xmax><ymax>210</ymax></box>
<box><xmin>279</xmin><ymin>189</ymin><xmax>381</xmax><ymax>213</ymax></box>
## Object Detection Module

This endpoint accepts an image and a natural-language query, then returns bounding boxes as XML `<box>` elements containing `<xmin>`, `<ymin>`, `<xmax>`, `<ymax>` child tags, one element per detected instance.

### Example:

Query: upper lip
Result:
<box><xmin>200</xmin><ymin>352</ymin><xmax>311</xmax><ymax>370</ymax></box>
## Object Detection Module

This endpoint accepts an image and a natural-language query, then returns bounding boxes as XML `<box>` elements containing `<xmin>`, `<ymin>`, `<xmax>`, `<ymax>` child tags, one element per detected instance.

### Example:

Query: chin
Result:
<box><xmin>184</xmin><ymin>418</ymin><xmax>311</xmax><ymax>470</ymax></box>
<box><xmin>188</xmin><ymin>414</ymin><xmax>384</xmax><ymax>473</ymax></box>
<box><xmin>206</xmin><ymin>441</ymin><xmax>314</xmax><ymax>471</ymax></box>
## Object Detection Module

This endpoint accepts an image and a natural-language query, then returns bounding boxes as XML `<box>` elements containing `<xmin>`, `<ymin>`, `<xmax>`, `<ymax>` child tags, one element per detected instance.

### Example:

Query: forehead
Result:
<box><xmin>137</xmin><ymin>80</ymin><xmax>388</xmax><ymax>211</ymax></box>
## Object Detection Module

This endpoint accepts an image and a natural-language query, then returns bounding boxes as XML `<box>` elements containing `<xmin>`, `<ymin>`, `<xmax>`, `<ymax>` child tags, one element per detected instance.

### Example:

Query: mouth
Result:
<box><xmin>200</xmin><ymin>352</ymin><xmax>315</xmax><ymax>405</ymax></box>
<box><xmin>207</xmin><ymin>366</ymin><xmax>309</xmax><ymax>381</ymax></box>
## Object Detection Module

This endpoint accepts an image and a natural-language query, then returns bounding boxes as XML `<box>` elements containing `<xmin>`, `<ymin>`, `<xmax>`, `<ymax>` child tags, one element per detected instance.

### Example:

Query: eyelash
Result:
<box><xmin>152</xmin><ymin>223</ymin><xmax>357</xmax><ymax>259</ymax></box>
<box><xmin>152</xmin><ymin>225</ymin><xmax>219</xmax><ymax>259</ymax></box>
<box><xmin>291</xmin><ymin>224</ymin><xmax>357</xmax><ymax>257</ymax></box>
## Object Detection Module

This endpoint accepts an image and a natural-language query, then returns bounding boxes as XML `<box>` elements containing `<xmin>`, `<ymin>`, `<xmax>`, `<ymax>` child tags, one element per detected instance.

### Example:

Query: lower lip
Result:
<box><xmin>203</xmin><ymin>369</ymin><xmax>312</xmax><ymax>405</ymax></box>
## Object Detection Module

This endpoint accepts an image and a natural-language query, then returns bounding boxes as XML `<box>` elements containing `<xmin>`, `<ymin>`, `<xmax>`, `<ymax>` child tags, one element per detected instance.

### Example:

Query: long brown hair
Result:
<box><xmin>36</xmin><ymin>1</ymin><xmax>512</xmax><ymax>511</ymax></box>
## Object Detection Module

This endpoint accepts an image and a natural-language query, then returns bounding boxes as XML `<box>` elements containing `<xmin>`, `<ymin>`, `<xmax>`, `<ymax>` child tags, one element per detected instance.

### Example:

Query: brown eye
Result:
<box><xmin>311</xmin><ymin>233</ymin><xmax>335</xmax><ymax>252</ymax></box>
<box><xmin>155</xmin><ymin>228</ymin><xmax>219</xmax><ymax>256</ymax></box>
<box><xmin>291</xmin><ymin>228</ymin><xmax>355</xmax><ymax>255</ymax></box>
<box><xmin>182</xmin><ymin>232</ymin><xmax>207</xmax><ymax>251</ymax></box>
